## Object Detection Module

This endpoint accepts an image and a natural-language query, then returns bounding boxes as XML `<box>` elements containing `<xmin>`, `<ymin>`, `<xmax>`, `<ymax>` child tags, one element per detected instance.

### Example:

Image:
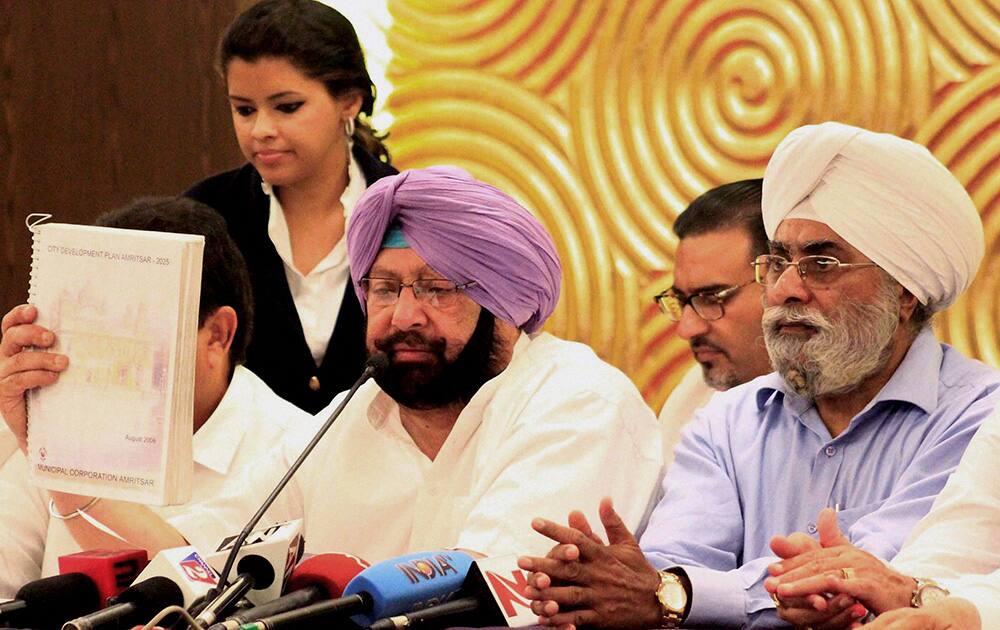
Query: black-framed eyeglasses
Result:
<box><xmin>653</xmin><ymin>280</ymin><xmax>756</xmax><ymax>322</ymax></box>
<box><xmin>360</xmin><ymin>277</ymin><xmax>478</xmax><ymax>309</ymax></box>
<box><xmin>752</xmin><ymin>254</ymin><xmax>878</xmax><ymax>287</ymax></box>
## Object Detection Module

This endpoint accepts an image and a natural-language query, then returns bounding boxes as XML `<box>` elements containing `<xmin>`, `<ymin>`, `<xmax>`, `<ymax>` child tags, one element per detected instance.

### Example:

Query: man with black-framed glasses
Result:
<box><xmin>653</xmin><ymin>179</ymin><xmax>773</xmax><ymax>466</ymax></box>
<box><xmin>521</xmin><ymin>122</ymin><xmax>1000</xmax><ymax>630</ymax></box>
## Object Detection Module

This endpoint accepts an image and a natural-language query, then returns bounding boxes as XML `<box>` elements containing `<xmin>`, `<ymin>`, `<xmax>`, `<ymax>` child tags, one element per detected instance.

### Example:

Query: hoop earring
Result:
<box><xmin>344</xmin><ymin>117</ymin><xmax>355</xmax><ymax>138</ymax></box>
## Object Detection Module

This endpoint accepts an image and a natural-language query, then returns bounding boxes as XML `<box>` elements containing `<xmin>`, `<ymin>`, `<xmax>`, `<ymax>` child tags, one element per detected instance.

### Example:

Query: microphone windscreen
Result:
<box><xmin>366</xmin><ymin>353</ymin><xmax>389</xmax><ymax>375</ymax></box>
<box><xmin>117</xmin><ymin>576</ymin><xmax>185</xmax><ymax>615</ymax></box>
<box><xmin>287</xmin><ymin>553</ymin><xmax>370</xmax><ymax>598</ymax></box>
<box><xmin>58</xmin><ymin>549</ymin><xmax>149</xmax><ymax>603</ymax></box>
<box><xmin>342</xmin><ymin>550</ymin><xmax>474</xmax><ymax>626</ymax></box>
<box><xmin>235</xmin><ymin>554</ymin><xmax>276</xmax><ymax>590</ymax></box>
<box><xmin>15</xmin><ymin>573</ymin><xmax>101</xmax><ymax>630</ymax></box>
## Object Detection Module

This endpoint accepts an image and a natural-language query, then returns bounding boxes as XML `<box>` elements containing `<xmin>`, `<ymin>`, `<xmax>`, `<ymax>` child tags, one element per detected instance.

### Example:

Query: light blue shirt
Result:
<box><xmin>640</xmin><ymin>329</ymin><xmax>1000</xmax><ymax>628</ymax></box>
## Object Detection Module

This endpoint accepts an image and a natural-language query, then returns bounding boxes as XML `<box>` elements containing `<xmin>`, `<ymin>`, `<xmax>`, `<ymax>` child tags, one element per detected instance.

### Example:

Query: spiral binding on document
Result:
<box><xmin>25</xmin><ymin>213</ymin><xmax>52</xmax><ymax>303</ymax></box>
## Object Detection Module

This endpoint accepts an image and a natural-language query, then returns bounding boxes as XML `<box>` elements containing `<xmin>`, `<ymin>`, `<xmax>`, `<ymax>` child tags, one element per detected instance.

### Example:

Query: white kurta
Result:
<box><xmin>892</xmin><ymin>407</ymin><xmax>1000</xmax><ymax>627</ymax></box>
<box><xmin>170</xmin><ymin>333</ymin><xmax>665</xmax><ymax>562</ymax></box>
<box><xmin>0</xmin><ymin>426</ymin><xmax>16</xmax><ymax>468</ymax></box>
<box><xmin>0</xmin><ymin>366</ymin><xmax>309</xmax><ymax>597</ymax></box>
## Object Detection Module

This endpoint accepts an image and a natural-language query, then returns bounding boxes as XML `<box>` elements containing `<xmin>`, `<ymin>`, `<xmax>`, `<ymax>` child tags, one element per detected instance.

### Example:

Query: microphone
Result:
<box><xmin>234</xmin><ymin>550</ymin><xmax>474</xmax><ymax>630</ymax></box>
<box><xmin>205</xmin><ymin>520</ymin><xmax>304</xmax><ymax>607</ymax></box>
<box><xmin>208</xmin><ymin>553</ymin><xmax>370</xmax><ymax>630</ymax></box>
<box><xmin>57</xmin><ymin>548</ymin><xmax>150</xmax><ymax>604</ymax></box>
<box><xmin>61</xmin><ymin>576</ymin><xmax>184</xmax><ymax>630</ymax></box>
<box><xmin>367</xmin><ymin>554</ymin><xmax>538</xmax><ymax>629</ymax></box>
<box><xmin>194</xmin><ymin>555</ymin><xmax>275</xmax><ymax>627</ymax></box>
<box><xmin>0</xmin><ymin>573</ymin><xmax>101</xmax><ymax>630</ymax></box>
<box><xmin>213</xmin><ymin>354</ymin><xmax>387</xmax><ymax>590</ymax></box>
<box><xmin>131</xmin><ymin>545</ymin><xmax>219</xmax><ymax>606</ymax></box>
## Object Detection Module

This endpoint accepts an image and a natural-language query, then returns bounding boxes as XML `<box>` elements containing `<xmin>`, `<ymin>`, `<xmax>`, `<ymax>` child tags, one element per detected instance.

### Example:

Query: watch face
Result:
<box><xmin>917</xmin><ymin>585</ymin><xmax>949</xmax><ymax>607</ymax></box>
<box><xmin>658</xmin><ymin>580</ymin><xmax>686</xmax><ymax>610</ymax></box>
<box><xmin>660</xmin><ymin>582</ymin><xmax>687</xmax><ymax>610</ymax></box>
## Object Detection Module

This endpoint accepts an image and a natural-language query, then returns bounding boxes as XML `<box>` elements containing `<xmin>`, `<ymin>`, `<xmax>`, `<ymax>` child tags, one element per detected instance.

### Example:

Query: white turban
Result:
<box><xmin>761</xmin><ymin>121</ymin><xmax>983</xmax><ymax>311</ymax></box>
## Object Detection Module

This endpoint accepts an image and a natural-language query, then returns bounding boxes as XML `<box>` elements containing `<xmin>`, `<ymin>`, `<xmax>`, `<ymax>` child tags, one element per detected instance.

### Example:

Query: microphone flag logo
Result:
<box><xmin>485</xmin><ymin>569</ymin><xmax>532</xmax><ymax>618</ymax></box>
<box><xmin>395</xmin><ymin>553</ymin><xmax>459</xmax><ymax>584</ymax></box>
<box><xmin>180</xmin><ymin>551</ymin><xmax>218</xmax><ymax>585</ymax></box>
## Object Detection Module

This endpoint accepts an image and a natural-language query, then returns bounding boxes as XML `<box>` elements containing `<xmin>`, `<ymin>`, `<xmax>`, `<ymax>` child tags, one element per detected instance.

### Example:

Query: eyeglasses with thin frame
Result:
<box><xmin>752</xmin><ymin>254</ymin><xmax>878</xmax><ymax>287</ymax></box>
<box><xmin>654</xmin><ymin>280</ymin><xmax>756</xmax><ymax>322</ymax></box>
<box><xmin>361</xmin><ymin>277</ymin><xmax>477</xmax><ymax>309</ymax></box>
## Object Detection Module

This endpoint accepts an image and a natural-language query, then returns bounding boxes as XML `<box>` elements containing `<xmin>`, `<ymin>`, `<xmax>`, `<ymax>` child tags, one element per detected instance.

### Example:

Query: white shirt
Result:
<box><xmin>0</xmin><ymin>366</ymin><xmax>309</xmax><ymax>597</ymax></box>
<box><xmin>892</xmin><ymin>407</ymin><xmax>1000</xmax><ymax>627</ymax></box>
<box><xmin>0</xmin><ymin>426</ymin><xmax>16</xmax><ymax>467</ymax></box>
<box><xmin>263</xmin><ymin>151</ymin><xmax>366</xmax><ymax>365</ymax></box>
<box><xmin>170</xmin><ymin>333</ymin><xmax>665</xmax><ymax>562</ymax></box>
<box><xmin>657</xmin><ymin>364</ymin><xmax>715</xmax><ymax>469</ymax></box>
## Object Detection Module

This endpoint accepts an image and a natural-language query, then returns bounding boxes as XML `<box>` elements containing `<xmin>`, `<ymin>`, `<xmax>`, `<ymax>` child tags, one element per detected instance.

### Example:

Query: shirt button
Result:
<box><xmin>825</xmin><ymin>446</ymin><xmax>837</xmax><ymax>457</ymax></box>
<box><xmin>807</xmin><ymin>523</ymin><xmax>817</xmax><ymax>534</ymax></box>
<box><xmin>308</xmin><ymin>376</ymin><xmax>321</xmax><ymax>391</ymax></box>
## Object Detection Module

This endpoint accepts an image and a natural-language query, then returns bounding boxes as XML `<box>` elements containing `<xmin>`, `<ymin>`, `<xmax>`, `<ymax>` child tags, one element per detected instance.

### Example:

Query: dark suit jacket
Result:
<box><xmin>185</xmin><ymin>146</ymin><xmax>397</xmax><ymax>413</ymax></box>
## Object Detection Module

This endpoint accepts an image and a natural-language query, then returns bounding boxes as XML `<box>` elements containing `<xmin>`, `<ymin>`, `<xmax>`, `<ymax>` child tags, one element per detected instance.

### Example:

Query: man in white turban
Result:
<box><xmin>519</xmin><ymin>122</ymin><xmax>1000</xmax><ymax>630</ymax></box>
<box><xmin>756</xmin><ymin>128</ymin><xmax>997</xmax><ymax>628</ymax></box>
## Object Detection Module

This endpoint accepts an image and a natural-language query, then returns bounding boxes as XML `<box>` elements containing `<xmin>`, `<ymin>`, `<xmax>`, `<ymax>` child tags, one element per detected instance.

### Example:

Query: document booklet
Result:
<box><xmin>25</xmin><ymin>215</ymin><xmax>203</xmax><ymax>505</ymax></box>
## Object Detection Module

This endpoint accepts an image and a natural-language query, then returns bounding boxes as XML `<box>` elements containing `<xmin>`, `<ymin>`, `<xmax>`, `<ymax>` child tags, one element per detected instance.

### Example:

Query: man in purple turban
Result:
<box><xmin>19</xmin><ymin>167</ymin><xmax>663</xmax><ymax>568</ymax></box>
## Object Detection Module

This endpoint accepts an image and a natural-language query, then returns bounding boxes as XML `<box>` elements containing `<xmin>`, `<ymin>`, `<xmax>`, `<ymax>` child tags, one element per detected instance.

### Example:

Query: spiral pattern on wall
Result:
<box><xmin>918</xmin><ymin>65</ymin><xmax>1000</xmax><ymax>367</ymax></box>
<box><xmin>388</xmin><ymin>0</ymin><xmax>603</xmax><ymax>95</ymax></box>
<box><xmin>386</xmin><ymin>69</ymin><xmax>621</xmax><ymax>356</ymax></box>
<box><xmin>385</xmin><ymin>0</ymin><xmax>1000</xmax><ymax>411</ymax></box>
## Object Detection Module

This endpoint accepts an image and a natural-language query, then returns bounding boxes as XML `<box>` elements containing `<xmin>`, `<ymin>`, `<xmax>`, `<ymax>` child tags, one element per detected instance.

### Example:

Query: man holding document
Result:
<box><xmin>0</xmin><ymin>197</ymin><xmax>311</xmax><ymax>595</ymax></box>
<box><xmin>0</xmin><ymin>167</ymin><xmax>662</xmax><ymax>568</ymax></box>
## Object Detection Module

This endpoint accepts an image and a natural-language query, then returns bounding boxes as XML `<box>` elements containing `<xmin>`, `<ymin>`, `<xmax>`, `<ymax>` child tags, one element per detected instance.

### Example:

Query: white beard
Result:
<box><xmin>763</xmin><ymin>280</ymin><xmax>901</xmax><ymax>398</ymax></box>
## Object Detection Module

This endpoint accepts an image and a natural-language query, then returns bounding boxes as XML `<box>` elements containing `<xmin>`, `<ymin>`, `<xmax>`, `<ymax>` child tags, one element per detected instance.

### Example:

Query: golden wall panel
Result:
<box><xmin>385</xmin><ymin>0</ymin><xmax>1000</xmax><ymax>412</ymax></box>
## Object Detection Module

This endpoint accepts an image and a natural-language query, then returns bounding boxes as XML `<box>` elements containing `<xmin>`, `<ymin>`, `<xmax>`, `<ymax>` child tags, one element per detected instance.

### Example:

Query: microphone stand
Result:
<box><xmin>212</xmin><ymin>355</ymin><xmax>388</xmax><ymax>591</ymax></box>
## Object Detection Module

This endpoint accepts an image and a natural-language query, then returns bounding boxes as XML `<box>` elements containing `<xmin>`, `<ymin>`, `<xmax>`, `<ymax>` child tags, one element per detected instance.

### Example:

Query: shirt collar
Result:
<box><xmin>754</xmin><ymin>327</ymin><xmax>942</xmax><ymax>415</ymax></box>
<box><xmin>261</xmin><ymin>146</ymin><xmax>362</xmax><ymax>275</ymax></box>
<box><xmin>366</xmin><ymin>332</ymin><xmax>533</xmax><ymax>429</ymax></box>
<box><xmin>192</xmin><ymin>365</ymin><xmax>253</xmax><ymax>475</ymax></box>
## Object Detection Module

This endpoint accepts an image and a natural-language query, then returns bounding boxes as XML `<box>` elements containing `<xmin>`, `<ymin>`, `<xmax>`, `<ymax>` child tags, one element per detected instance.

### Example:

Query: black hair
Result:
<box><xmin>95</xmin><ymin>197</ymin><xmax>254</xmax><ymax>367</ymax></box>
<box><xmin>673</xmin><ymin>178</ymin><xmax>767</xmax><ymax>257</ymax></box>
<box><xmin>219</xmin><ymin>0</ymin><xmax>390</xmax><ymax>162</ymax></box>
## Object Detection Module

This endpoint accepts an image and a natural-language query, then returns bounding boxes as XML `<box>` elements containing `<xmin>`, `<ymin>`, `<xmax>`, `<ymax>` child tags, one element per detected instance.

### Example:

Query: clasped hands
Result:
<box><xmin>516</xmin><ymin>500</ymin><xmax>943</xmax><ymax>630</ymax></box>
<box><xmin>516</xmin><ymin>497</ymin><xmax>662</xmax><ymax>630</ymax></box>
<box><xmin>765</xmin><ymin>507</ymin><xmax>946</xmax><ymax>630</ymax></box>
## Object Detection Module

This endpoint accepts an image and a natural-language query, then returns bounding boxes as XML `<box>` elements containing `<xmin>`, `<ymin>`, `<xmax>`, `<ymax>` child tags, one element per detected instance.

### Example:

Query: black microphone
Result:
<box><xmin>0</xmin><ymin>573</ymin><xmax>101</xmax><ymax>630</ymax></box>
<box><xmin>208</xmin><ymin>552</ymin><xmax>370</xmax><ymax>630</ymax></box>
<box><xmin>195</xmin><ymin>555</ymin><xmax>275</xmax><ymax>626</ymax></box>
<box><xmin>61</xmin><ymin>576</ymin><xmax>184</xmax><ymax>630</ymax></box>
<box><xmin>213</xmin><ymin>353</ymin><xmax>387</xmax><ymax>589</ymax></box>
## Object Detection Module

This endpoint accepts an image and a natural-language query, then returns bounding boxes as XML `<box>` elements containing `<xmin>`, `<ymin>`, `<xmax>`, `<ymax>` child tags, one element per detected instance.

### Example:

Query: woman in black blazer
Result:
<box><xmin>186</xmin><ymin>0</ymin><xmax>397</xmax><ymax>413</ymax></box>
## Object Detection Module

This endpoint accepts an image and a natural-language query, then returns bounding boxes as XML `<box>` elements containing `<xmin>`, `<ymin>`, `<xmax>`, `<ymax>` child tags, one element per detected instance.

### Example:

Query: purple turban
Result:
<box><xmin>346</xmin><ymin>166</ymin><xmax>562</xmax><ymax>333</ymax></box>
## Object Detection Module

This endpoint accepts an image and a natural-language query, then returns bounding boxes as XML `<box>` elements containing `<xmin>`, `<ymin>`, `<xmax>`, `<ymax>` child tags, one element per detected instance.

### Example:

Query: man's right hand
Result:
<box><xmin>0</xmin><ymin>304</ymin><xmax>68</xmax><ymax>451</ymax></box>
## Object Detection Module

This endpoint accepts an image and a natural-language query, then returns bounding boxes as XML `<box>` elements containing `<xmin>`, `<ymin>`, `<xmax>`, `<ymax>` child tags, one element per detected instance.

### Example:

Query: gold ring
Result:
<box><xmin>770</xmin><ymin>592</ymin><xmax>783</xmax><ymax>608</ymax></box>
<box><xmin>841</xmin><ymin>567</ymin><xmax>856</xmax><ymax>580</ymax></box>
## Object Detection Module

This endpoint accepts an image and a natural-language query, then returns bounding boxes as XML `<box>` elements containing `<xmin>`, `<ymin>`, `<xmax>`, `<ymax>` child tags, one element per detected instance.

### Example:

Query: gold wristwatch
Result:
<box><xmin>910</xmin><ymin>577</ymin><xmax>950</xmax><ymax>608</ymax></box>
<box><xmin>655</xmin><ymin>570</ymin><xmax>688</xmax><ymax>628</ymax></box>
